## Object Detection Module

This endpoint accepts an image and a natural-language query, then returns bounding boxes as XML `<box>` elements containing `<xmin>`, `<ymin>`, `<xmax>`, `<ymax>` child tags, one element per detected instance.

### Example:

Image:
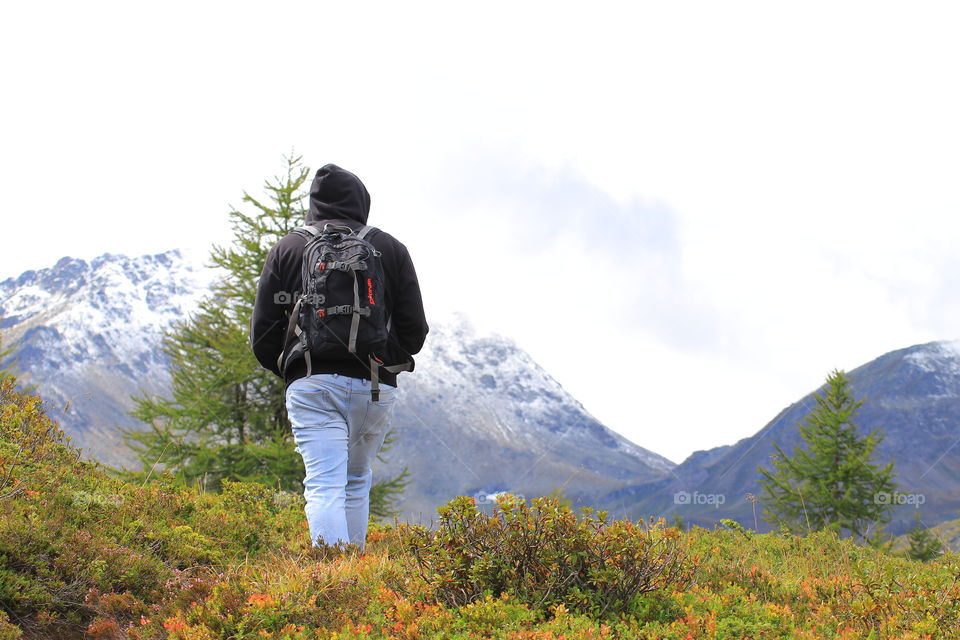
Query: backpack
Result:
<box><xmin>277</xmin><ymin>221</ymin><xmax>410</xmax><ymax>400</ymax></box>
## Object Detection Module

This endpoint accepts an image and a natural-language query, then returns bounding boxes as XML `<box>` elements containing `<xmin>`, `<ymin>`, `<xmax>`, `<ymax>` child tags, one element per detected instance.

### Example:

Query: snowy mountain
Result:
<box><xmin>11</xmin><ymin>250</ymin><xmax>957</xmax><ymax>532</ymax></box>
<box><xmin>0</xmin><ymin>250</ymin><xmax>674</xmax><ymax>519</ymax></box>
<box><xmin>612</xmin><ymin>340</ymin><xmax>960</xmax><ymax>536</ymax></box>
<box><xmin>380</xmin><ymin>317</ymin><xmax>675</xmax><ymax>520</ymax></box>
<box><xmin>0</xmin><ymin>250</ymin><xmax>218</xmax><ymax>468</ymax></box>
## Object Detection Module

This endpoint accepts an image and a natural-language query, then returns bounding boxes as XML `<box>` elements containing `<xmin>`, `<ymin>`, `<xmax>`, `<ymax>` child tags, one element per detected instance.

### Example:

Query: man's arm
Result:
<box><xmin>388</xmin><ymin>244</ymin><xmax>429</xmax><ymax>360</ymax></box>
<box><xmin>250</xmin><ymin>244</ymin><xmax>289</xmax><ymax>377</ymax></box>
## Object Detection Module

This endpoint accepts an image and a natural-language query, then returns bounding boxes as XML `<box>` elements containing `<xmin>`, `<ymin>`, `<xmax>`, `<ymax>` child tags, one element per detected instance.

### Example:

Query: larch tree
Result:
<box><xmin>118</xmin><ymin>153</ymin><xmax>407</xmax><ymax>518</ymax></box>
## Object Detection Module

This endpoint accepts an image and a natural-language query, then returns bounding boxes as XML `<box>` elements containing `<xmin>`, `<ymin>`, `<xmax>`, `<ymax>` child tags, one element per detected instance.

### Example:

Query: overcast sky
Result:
<box><xmin>2</xmin><ymin>1</ymin><xmax>959</xmax><ymax>463</ymax></box>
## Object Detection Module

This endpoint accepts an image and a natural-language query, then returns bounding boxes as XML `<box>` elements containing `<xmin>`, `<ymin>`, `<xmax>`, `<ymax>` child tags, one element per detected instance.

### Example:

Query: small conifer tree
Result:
<box><xmin>758</xmin><ymin>369</ymin><xmax>896</xmax><ymax>544</ymax></box>
<box><xmin>906</xmin><ymin>514</ymin><xmax>943</xmax><ymax>562</ymax></box>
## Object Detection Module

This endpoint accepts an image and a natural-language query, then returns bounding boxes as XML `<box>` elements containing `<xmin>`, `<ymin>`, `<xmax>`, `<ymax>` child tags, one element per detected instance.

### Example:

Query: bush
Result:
<box><xmin>399</xmin><ymin>494</ymin><xmax>691</xmax><ymax>618</ymax></box>
<box><xmin>0</xmin><ymin>382</ymin><xmax>314</xmax><ymax>638</ymax></box>
<box><xmin>0</xmin><ymin>611</ymin><xmax>20</xmax><ymax>640</ymax></box>
<box><xmin>0</xmin><ymin>377</ymin><xmax>76</xmax><ymax>500</ymax></box>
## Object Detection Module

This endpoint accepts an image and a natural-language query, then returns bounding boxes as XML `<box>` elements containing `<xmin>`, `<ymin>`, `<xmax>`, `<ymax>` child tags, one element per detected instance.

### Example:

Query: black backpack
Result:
<box><xmin>277</xmin><ymin>221</ymin><xmax>410</xmax><ymax>400</ymax></box>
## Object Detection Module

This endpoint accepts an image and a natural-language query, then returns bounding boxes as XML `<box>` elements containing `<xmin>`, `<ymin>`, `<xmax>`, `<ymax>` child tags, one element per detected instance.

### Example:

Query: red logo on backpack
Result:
<box><xmin>367</xmin><ymin>278</ymin><xmax>376</xmax><ymax>305</ymax></box>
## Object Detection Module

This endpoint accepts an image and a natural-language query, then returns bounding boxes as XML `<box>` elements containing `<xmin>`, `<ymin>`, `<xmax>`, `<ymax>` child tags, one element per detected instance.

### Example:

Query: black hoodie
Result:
<box><xmin>250</xmin><ymin>164</ymin><xmax>429</xmax><ymax>388</ymax></box>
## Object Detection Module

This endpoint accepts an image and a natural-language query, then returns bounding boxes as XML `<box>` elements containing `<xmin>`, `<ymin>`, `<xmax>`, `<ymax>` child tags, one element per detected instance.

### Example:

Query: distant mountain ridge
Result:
<box><xmin>0</xmin><ymin>250</ymin><xmax>673</xmax><ymax>520</ymax></box>
<box><xmin>3</xmin><ymin>250</ymin><xmax>960</xmax><ymax>532</ymax></box>
<box><xmin>380</xmin><ymin>317</ymin><xmax>675</xmax><ymax>520</ymax></box>
<box><xmin>611</xmin><ymin>340</ymin><xmax>960</xmax><ymax>536</ymax></box>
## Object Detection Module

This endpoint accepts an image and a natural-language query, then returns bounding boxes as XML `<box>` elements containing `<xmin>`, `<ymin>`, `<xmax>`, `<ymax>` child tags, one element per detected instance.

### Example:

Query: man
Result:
<box><xmin>250</xmin><ymin>163</ymin><xmax>428</xmax><ymax>550</ymax></box>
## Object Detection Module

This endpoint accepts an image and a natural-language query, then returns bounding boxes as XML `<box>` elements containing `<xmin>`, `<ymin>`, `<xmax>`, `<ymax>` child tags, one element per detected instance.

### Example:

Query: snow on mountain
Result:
<box><xmin>0</xmin><ymin>249</ymin><xmax>220</xmax><ymax>468</ymax></box>
<box><xmin>0</xmin><ymin>250</ymin><xmax>674</xmax><ymax>519</ymax></box>
<box><xmin>414</xmin><ymin>315</ymin><xmax>672</xmax><ymax>468</ymax></box>
<box><xmin>904</xmin><ymin>340</ymin><xmax>960</xmax><ymax>380</ymax></box>
<box><xmin>1</xmin><ymin>249</ymin><xmax>219</xmax><ymax>367</ymax></box>
<box><xmin>384</xmin><ymin>317</ymin><xmax>675</xmax><ymax>520</ymax></box>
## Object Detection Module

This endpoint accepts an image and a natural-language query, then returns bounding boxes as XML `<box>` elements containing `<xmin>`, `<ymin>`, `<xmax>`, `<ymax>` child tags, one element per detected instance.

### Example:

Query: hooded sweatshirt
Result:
<box><xmin>250</xmin><ymin>164</ymin><xmax>429</xmax><ymax>388</ymax></box>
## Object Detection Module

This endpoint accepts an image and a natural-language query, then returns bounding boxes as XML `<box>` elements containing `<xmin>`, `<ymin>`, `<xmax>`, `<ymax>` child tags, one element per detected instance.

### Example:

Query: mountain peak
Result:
<box><xmin>1</xmin><ymin>248</ymin><xmax>675</xmax><ymax>519</ymax></box>
<box><xmin>904</xmin><ymin>340</ymin><xmax>960</xmax><ymax>375</ymax></box>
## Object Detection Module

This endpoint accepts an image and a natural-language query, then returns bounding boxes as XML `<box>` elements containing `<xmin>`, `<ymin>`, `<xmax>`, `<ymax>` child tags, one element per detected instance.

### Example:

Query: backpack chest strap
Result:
<box><xmin>320</xmin><ymin>260</ymin><xmax>367</xmax><ymax>272</ymax></box>
<box><xmin>317</xmin><ymin>304</ymin><xmax>370</xmax><ymax>318</ymax></box>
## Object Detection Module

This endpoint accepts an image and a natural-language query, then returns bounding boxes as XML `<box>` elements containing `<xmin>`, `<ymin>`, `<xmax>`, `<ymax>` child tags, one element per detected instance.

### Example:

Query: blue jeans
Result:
<box><xmin>285</xmin><ymin>373</ymin><xmax>395</xmax><ymax>549</ymax></box>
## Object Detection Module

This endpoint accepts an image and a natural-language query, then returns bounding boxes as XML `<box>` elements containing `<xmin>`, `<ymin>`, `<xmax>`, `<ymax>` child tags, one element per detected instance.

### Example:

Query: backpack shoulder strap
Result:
<box><xmin>357</xmin><ymin>225</ymin><xmax>380</xmax><ymax>240</ymax></box>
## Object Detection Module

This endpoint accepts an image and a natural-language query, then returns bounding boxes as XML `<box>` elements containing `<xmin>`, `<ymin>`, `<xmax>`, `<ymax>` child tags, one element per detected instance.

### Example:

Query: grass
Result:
<box><xmin>2</xmin><ymin>376</ymin><xmax>959</xmax><ymax>639</ymax></box>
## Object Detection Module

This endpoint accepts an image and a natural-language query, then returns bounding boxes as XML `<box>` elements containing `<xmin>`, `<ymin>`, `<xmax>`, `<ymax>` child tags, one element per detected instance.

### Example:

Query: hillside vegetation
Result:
<box><xmin>2</xmin><ymin>378</ymin><xmax>960</xmax><ymax>639</ymax></box>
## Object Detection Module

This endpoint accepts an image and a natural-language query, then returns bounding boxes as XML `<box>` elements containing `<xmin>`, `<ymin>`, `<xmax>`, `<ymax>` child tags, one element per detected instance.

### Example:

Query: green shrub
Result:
<box><xmin>400</xmin><ymin>494</ymin><xmax>691</xmax><ymax>618</ymax></box>
<box><xmin>0</xmin><ymin>611</ymin><xmax>21</xmax><ymax>640</ymax></box>
<box><xmin>0</xmin><ymin>377</ymin><xmax>76</xmax><ymax>501</ymax></box>
<box><xmin>0</xmin><ymin>382</ymin><xmax>314</xmax><ymax>638</ymax></box>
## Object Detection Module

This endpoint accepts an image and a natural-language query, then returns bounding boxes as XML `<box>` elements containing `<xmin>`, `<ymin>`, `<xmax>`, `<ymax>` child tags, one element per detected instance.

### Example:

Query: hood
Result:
<box><xmin>306</xmin><ymin>164</ymin><xmax>371</xmax><ymax>225</ymax></box>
